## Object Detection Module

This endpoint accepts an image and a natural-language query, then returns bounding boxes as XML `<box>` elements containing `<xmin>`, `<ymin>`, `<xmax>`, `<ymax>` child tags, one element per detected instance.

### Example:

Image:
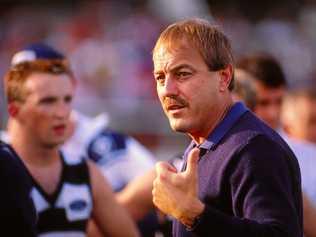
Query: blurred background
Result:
<box><xmin>0</xmin><ymin>0</ymin><xmax>315</xmax><ymax>159</ymax></box>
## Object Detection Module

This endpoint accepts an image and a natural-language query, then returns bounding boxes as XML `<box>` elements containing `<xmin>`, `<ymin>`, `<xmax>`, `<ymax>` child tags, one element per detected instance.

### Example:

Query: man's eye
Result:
<box><xmin>176</xmin><ymin>71</ymin><xmax>191</xmax><ymax>78</ymax></box>
<box><xmin>155</xmin><ymin>74</ymin><xmax>165</xmax><ymax>81</ymax></box>
<box><xmin>64</xmin><ymin>95</ymin><xmax>73</xmax><ymax>104</ymax></box>
<box><xmin>155</xmin><ymin>75</ymin><xmax>166</xmax><ymax>86</ymax></box>
<box><xmin>40</xmin><ymin>97</ymin><xmax>56</xmax><ymax>104</ymax></box>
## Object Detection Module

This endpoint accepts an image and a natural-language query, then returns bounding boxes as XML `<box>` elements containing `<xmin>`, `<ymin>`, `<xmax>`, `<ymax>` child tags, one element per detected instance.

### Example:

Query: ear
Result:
<box><xmin>219</xmin><ymin>64</ymin><xmax>233</xmax><ymax>92</ymax></box>
<box><xmin>8</xmin><ymin>102</ymin><xmax>20</xmax><ymax>117</ymax></box>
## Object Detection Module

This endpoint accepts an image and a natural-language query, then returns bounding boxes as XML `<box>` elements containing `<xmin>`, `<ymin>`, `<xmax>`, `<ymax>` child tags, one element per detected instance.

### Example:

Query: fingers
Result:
<box><xmin>153</xmin><ymin>152</ymin><xmax>201</xmax><ymax>218</ymax></box>
<box><xmin>153</xmin><ymin>162</ymin><xmax>176</xmax><ymax>209</ymax></box>
<box><xmin>152</xmin><ymin>172</ymin><xmax>175</xmax><ymax>215</ymax></box>
<box><xmin>185</xmin><ymin>148</ymin><xmax>200</xmax><ymax>176</ymax></box>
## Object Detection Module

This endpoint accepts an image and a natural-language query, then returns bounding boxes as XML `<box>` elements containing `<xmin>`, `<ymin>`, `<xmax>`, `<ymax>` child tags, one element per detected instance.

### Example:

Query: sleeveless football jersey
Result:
<box><xmin>30</xmin><ymin>154</ymin><xmax>93</xmax><ymax>237</ymax></box>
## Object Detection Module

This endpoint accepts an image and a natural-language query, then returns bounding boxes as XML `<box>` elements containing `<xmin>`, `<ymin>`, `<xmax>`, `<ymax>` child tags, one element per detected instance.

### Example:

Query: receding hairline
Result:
<box><xmin>153</xmin><ymin>18</ymin><xmax>223</xmax><ymax>57</ymax></box>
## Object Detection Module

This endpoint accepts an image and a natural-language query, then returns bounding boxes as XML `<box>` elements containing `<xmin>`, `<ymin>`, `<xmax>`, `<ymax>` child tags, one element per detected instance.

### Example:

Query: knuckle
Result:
<box><xmin>152</xmin><ymin>196</ymin><xmax>158</xmax><ymax>206</ymax></box>
<box><xmin>155</xmin><ymin>161</ymin><xmax>165</xmax><ymax>170</ymax></box>
<box><xmin>153</xmin><ymin>178</ymin><xmax>159</xmax><ymax>187</ymax></box>
<box><xmin>152</xmin><ymin>186</ymin><xmax>156</xmax><ymax>195</ymax></box>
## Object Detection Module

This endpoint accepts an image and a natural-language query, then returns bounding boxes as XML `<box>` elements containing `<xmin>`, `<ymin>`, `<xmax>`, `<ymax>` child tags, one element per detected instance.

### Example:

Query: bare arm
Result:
<box><xmin>88</xmin><ymin>161</ymin><xmax>140</xmax><ymax>237</ymax></box>
<box><xmin>116</xmin><ymin>168</ymin><xmax>156</xmax><ymax>221</ymax></box>
<box><xmin>303</xmin><ymin>193</ymin><xmax>316</xmax><ymax>237</ymax></box>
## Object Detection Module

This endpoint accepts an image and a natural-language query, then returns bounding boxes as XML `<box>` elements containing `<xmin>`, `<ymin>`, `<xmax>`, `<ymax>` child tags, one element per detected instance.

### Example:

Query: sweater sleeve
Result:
<box><xmin>190</xmin><ymin>135</ymin><xmax>302</xmax><ymax>237</ymax></box>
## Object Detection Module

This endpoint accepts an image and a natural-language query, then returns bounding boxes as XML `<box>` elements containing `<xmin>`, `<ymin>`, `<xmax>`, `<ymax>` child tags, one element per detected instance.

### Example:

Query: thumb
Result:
<box><xmin>156</xmin><ymin>161</ymin><xmax>177</xmax><ymax>178</ymax></box>
<box><xmin>185</xmin><ymin>148</ymin><xmax>200</xmax><ymax>175</ymax></box>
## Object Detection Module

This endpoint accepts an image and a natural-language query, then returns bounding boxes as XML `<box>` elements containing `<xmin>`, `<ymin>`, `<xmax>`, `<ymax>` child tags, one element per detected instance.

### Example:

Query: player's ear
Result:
<box><xmin>219</xmin><ymin>64</ymin><xmax>233</xmax><ymax>92</ymax></box>
<box><xmin>8</xmin><ymin>102</ymin><xmax>20</xmax><ymax>117</ymax></box>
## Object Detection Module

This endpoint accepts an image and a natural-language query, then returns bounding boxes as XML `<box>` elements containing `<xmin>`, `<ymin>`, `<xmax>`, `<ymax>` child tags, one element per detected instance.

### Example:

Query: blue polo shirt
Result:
<box><xmin>183</xmin><ymin>102</ymin><xmax>248</xmax><ymax>158</ymax></box>
<box><xmin>173</xmin><ymin>102</ymin><xmax>302</xmax><ymax>237</ymax></box>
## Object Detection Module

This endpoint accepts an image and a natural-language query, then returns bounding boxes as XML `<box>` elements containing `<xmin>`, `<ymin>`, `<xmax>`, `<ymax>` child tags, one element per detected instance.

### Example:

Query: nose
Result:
<box><xmin>158</xmin><ymin>76</ymin><xmax>179</xmax><ymax>98</ymax></box>
<box><xmin>266</xmin><ymin>103</ymin><xmax>281</xmax><ymax>128</ymax></box>
<box><xmin>55</xmin><ymin>102</ymin><xmax>71</xmax><ymax>120</ymax></box>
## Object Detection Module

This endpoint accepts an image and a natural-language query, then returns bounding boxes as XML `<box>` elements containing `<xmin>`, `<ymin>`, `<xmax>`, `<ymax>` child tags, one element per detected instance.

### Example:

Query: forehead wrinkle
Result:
<box><xmin>154</xmin><ymin>39</ymin><xmax>207</xmax><ymax>75</ymax></box>
<box><xmin>154</xmin><ymin>51</ymin><xmax>193</xmax><ymax>77</ymax></box>
<box><xmin>154</xmin><ymin>41</ymin><xmax>184</xmax><ymax>64</ymax></box>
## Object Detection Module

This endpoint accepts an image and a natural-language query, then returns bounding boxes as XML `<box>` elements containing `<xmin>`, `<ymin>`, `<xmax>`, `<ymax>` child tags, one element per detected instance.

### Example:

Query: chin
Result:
<box><xmin>43</xmin><ymin>143</ymin><xmax>61</xmax><ymax>149</ymax></box>
<box><xmin>44</xmin><ymin>139</ymin><xmax>66</xmax><ymax>149</ymax></box>
<box><xmin>169</xmin><ymin>119</ymin><xmax>191</xmax><ymax>133</ymax></box>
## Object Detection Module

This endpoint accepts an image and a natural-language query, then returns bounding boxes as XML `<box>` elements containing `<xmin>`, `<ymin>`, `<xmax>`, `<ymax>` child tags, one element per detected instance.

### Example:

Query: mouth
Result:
<box><xmin>164</xmin><ymin>96</ymin><xmax>188</xmax><ymax>115</ymax></box>
<box><xmin>53</xmin><ymin>124</ymin><xmax>66</xmax><ymax>135</ymax></box>
<box><xmin>165</xmin><ymin>104</ymin><xmax>187</xmax><ymax>117</ymax></box>
<box><xmin>166</xmin><ymin>104</ymin><xmax>186</xmax><ymax>111</ymax></box>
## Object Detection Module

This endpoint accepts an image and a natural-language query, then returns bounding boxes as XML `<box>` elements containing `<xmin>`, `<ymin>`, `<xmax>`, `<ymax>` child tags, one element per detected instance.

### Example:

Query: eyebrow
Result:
<box><xmin>153</xmin><ymin>64</ymin><xmax>195</xmax><ymax>75</ymax></box>
<box><xmin>38</xmin><ymin>93</ymin><xmax>73</xmax><ymax>103</ymax></box>
<box><xmin>170</xmin><ymin>64</ymin><xmax>195</xmax><ymax>73</ymax></box>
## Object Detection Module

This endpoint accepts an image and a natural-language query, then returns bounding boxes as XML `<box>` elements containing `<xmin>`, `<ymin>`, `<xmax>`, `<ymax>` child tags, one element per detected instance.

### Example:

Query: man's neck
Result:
<box><xmin>190</xmin><ymin>98</ymin><xmax>234</xmax><ymax>145</ymax></box>
<box><xmin>10</xmin><ymin>129</ymin><xmax>60</xmax><ymax>167</ymax></box>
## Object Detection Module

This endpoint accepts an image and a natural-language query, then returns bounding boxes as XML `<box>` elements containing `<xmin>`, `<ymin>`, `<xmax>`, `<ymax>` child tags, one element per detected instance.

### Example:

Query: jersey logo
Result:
<box><xmin>69</xmin><ymin>199</ymin><xmax>88</xmax><ymax>212</ymax></box>
<box><xmin>56</xmin><ymin>183</ymin><xmax>92</xmax><ymax>221</ymax></box>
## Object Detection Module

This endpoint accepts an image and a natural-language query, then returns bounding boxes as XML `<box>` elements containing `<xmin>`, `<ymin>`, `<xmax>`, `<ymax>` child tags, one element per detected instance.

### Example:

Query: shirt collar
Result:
<box><xmin>184</xmin><ymin>102</ymin><xmax>248</xmax><ymax>156</ymax></box>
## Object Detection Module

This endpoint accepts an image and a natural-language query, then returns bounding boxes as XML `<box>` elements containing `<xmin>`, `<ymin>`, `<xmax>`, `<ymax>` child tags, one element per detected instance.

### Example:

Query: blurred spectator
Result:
<box><xmin>236</xmin><ymin>53</ymin><xmax>287</xmax><ymax>130</ymax></box>
<box><xmin>280</xmin><ymin>82</ymin><xmax>316</xmax><ymax>237</ymax></box>
<box><xmin>233</xmin><ymin>68</ymin><xmax>257</xmax><ymax>110</ymax></box>
<box><xmin>281</xmin><ymin>83</ymin><xmax>316</xmax><ymax>144</ymax></box>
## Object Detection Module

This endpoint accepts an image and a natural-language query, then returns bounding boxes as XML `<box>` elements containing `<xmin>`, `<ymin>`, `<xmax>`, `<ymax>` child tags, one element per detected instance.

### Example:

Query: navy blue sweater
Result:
<box><xmin>173</xmin><ymin>103</ymin><xmax>302</xmax><ymax>237</ymax></box>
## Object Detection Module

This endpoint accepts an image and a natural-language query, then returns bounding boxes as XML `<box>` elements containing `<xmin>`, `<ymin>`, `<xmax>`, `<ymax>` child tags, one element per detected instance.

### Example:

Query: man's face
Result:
<box><xmin>153</xmin><ymin>40</ymin><xmax>229</xmax><ymax>139</ymax></box>
<box><xmin>291</xmin><ymin>97</ymin><xmax>316</xmax><ymax>144</ymax></box>
<box><xmin>16</xmin><ymin>72</ymin><xmax>74</xmax><ymax>148</ymax></box>
<box><xmin>253</xmin><ymin>81</ymin><xmax>285</xmax><ymax>129</ymax></box>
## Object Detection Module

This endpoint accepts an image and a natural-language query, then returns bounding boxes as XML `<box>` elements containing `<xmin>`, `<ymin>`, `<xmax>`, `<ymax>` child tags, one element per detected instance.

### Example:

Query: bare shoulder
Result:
<box><xmin>86</xmin><ymin>160</ymin><xmax>113</xmax><ymax>199</ymax></box>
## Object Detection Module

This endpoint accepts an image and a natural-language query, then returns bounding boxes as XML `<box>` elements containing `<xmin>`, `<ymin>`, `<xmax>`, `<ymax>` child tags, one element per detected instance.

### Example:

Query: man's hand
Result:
<box><xmin>152</xmin><ymin>148</ymin><xmax>205</xmax><ymax>227</ymax></box>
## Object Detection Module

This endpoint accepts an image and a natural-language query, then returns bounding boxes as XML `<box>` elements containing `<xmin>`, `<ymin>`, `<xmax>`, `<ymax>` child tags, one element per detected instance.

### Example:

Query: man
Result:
<box><xmin>0</xmin><ymin>141</ymin><xmax>37</xmax><ymax>236</ymax></box>
<box><xmin>280</xmin><ymin>83</ymin><xmax>316</xmax><ymax>237</ymax></box>
<box><xmin>236</xmin><ymin>53</ymin><xmax>287</xmax><ymax>130</ymax></box>
<box><xmin>151</xmin><ymin>18</ymin><xmax>302</xmax><ymax>237</ymax></box>
<box><xmin>4</xmin><ymin>43</ymin><xmax>139</xmax><ymax>237</ymax></box>
<box><xmin>281</xmin><ymin>83</ymin><xmax>316</xmax><ymax>144</ymax></box>
<box><xmin>232</xmin><ymin>68</ymin><xmax>257</xmax><ymax>110</ymax></box>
